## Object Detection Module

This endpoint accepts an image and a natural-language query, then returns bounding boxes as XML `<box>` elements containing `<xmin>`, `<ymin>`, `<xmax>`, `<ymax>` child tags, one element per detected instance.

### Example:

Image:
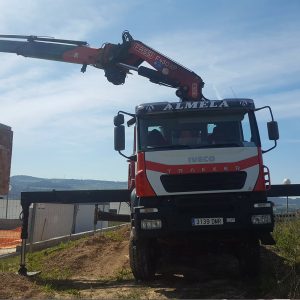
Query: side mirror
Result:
<box><xmin>127</xmin><ymin>117</ymin><xmax>136</xmax><ymax>127</ymax></box>
<box><xmin>267</xmin><ymin>121</ymin><xmax>279</xmax><ymax>141</ymax></box>
<box><xmin>113</xmin><ymin>114</ymin><xmax>124</xmax><ymax>126</ymax></box>
<box><xmin>114</xmin><ymin>125</ymin><xmax>125</xmax><ymax>151</ymax></box>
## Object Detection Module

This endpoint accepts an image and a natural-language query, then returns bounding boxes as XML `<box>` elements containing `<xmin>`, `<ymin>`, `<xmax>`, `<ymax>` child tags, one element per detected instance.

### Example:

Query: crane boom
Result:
<box><xmin>0</xmin><ymin>31</ymin><xmax>204</xmax><ymax>101</ymax></box>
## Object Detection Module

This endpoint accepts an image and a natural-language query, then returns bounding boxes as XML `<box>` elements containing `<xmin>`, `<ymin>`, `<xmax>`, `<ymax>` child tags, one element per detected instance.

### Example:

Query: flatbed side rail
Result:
<box><xmin>18</xmin><ymin>184</ymin><xmax>300</xmax><ymax>276</ymax></box>
<box><xmin>19</xmin><ymin>189</ymin><xmax>130</xmax><ymax>276</ymax></box>
<box><xmin>266</xmin><ymin>184</ymin><xmax>300</xmax><ymax>197</ymax></box>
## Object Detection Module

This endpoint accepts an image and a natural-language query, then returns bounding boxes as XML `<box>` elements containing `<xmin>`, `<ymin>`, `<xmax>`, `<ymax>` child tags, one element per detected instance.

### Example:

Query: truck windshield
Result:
<box><xmin>138</xmin><ymin>110</ymin><xmax>259</xmax><ymax>151</ymax></box>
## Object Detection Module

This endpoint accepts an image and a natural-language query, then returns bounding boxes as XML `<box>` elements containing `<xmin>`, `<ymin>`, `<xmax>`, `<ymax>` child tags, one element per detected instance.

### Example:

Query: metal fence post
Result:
<box><xmin>28</xmin><ymin>203</ymin><xmax>37</xmax><ymax>252</ymax></box>
<box><xmin>5</xmin><ymin>194</ymin><xmax>8</xmax><ymax>219</ymax></box>
<box><xmin>71</xmin><ymin>204</ymin><xmax>78</xmax><ymax>235</ymax></box>
<box><xmin>94</xmin><ymin>204</ymin><xmax>98</xmax><ymax>234</ymax></box>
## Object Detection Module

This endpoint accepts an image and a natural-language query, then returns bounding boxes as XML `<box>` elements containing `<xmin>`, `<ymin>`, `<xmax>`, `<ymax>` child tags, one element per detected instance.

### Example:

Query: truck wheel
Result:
<box><xmin>129</xmin><ymin>232</ymin><xmax>156</xmax><ymax>281</ymax></box>
<box><xmin>238</xmin><ymin>239</ymin><xmax>261</xmax><ymax>278</ymax></box>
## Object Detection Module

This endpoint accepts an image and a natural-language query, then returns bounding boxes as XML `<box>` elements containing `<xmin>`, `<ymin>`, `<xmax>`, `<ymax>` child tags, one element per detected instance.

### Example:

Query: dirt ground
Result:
<box><xmin>0</xmin><ymin>225</ymin><xmax>291</xmax><ymax>299</ymax></box>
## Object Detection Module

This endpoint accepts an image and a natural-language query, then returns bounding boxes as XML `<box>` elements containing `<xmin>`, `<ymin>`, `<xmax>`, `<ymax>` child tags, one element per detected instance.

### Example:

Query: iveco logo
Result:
<box><xmin>188</xmin><ymin>156</ymin><xmax>215</xmax><ymax>163</ymax></box>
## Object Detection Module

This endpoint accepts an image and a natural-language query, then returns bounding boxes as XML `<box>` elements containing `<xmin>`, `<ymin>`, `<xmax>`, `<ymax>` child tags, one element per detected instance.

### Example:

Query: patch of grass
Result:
<box><xmin>115</xmin><ymin>267</ymin><xmax>134</xmax><ymax>281</ymax></box>
<box><xmin>65</xmin><ymin>288</ymin><xmax>81</xmax><ymax>297</ymax></box>
<box><xmin>108</xmin><ymin>221</ymin><xmax>127</xmax><ymax>227</ymax></box>
<box><xmin>0</xmin><ymin>255</ymin><xmax>19</xmax><ymax>272</ymax></box>
<box><xmin>272</xmin><ymin>219</ymin><xmax>300</xmax><ymax>298</ymax></box>
<box><xmin>96</xmin><ymin>267</ymin><xmax>133</xmax><ymax>282</ymax></box>
<box><xmin>40</xmin><ymin>283</ymin><xmax>56</xmax><ymax>297</ymax></box>
<box><xmin>273</xmin><ymin>219</ymin><xmax>300</xmax><ymax>265</ymax></box>
<box><xmin>0</xmin><ymin>238</ymin><xmax>85</xmax><ymax>276</ymax></box>
<box><xmin>259</xmin><ymin>219</ymin><xmax>300</xmax><ymax>298</ymax></box>
<box><xmin>0</xmin><ymin>229</ymin><xmax>130</xmax><ymax>296</ymax></box>
<box><xmin>44</xmin><ymin>239</ymin><xmax>81</xmax><ymax>254</ymax></box>
<box><xmin>38</xmin><ymin>280</ymin><xmax>81</xmax><ymax>297</ymax></box>
<box><xmin>103</xmin><ymin>229</ymin><xmax>125</xmax><ymax>242</ymax></box>
<box><xmin>115</xmin><ymin>288</ymin><xmax>147</xmax><ymax>299</ymax></box>
<box><xmin>40</xmin><ymin>267</ymin><xmax>73</xmax><ymax>281</ymax></box>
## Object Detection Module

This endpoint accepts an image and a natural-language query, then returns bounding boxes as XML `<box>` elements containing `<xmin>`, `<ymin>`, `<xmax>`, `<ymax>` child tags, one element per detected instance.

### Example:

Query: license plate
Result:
<box><xmin>192</xmin><ymin>217</ymin><xmax>223</xmax><ymax>226</ymax></box>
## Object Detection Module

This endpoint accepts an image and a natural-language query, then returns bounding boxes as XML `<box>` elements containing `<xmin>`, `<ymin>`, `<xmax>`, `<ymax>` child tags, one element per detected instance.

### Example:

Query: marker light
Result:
<box><xmin>254</xmin><ymin>203</ymin><xmax>272</xmax><ymax>208</ymax></box>
<box><xmin>140</xmin><ymin>208</ymin><xmax>158</xmax><ymax>213</ymax></box>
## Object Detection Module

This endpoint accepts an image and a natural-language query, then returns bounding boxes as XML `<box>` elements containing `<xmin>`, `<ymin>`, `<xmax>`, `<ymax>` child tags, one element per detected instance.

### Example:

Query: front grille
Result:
<box><xmin>160</xmin><ymin>171</ymin><xmax>247</xmax><ymax>193</ymax></box>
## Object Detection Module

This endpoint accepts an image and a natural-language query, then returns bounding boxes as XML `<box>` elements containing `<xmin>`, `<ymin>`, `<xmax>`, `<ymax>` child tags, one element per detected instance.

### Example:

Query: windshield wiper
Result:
<box><xmin>147</xmin><ymin>144</ymin><xmax>192</xmax><ymax>150</ymax></box>
<box><xmin>192</xmin><ymin>144</ymin><xmax>216</xmax><ymax>149</ymax></box>
<box><xmin>146</xmin><ymin>142</ymin><xmax>242</xmax><ymax>151</ymax></box>
<box><xmin>210</xmin><ymin>142</ymin><xmax>242</xmax><ymax>148</ymax></box>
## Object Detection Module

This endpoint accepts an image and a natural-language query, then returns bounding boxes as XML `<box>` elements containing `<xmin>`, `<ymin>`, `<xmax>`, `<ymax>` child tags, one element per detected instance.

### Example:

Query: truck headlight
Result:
<box><xmin>251</xmin><ymin>214</ymin><xmax>272</xmax><ymax>224</ymax></box>
<box><xmin>141</xmin><ymin>219</ymin><xmax>162</xmax><ymax>230</ymax></box>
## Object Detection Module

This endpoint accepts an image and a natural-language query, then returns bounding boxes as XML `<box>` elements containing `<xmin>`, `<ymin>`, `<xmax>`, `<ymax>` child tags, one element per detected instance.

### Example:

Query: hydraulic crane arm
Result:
<box><xmin>0</xmin><ymin>31</ymin><xmax>205</xmax><ymax>101</ymax></box>
<box><xmin>0</xmin><ymin>35</ymin><xmax>100</xmax><ymax>71</ymax></box>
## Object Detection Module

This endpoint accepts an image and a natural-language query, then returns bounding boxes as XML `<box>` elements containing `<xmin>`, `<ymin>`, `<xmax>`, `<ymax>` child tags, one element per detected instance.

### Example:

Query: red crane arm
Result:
<box><xmin>96</xmin><ymin>32</ymin><xmax>205</xmax><ymax>101</ymax></box>
<box><xmin>0</xmin><ymin>31</ymin><xmax>205</xmax><ymax>101</ymax></box>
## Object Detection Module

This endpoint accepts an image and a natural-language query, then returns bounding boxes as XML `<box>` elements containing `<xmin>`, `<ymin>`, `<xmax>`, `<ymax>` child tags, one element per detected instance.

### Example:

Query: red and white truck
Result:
<box><xmin>114</xmin><ymin>97</ymin><xmax>278</xmax><ymax>279</ymax></box>
<box><xmin>0</xmin><ymin>31</ymin><xmax>279</xmax><ymax>279</ymax></box>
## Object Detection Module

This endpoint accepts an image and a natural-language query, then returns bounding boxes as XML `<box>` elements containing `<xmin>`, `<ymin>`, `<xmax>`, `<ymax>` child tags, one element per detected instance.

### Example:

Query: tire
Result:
<box><xmin>129</xmin><ymin>231</ymin><xmax>156</xmax><ymax>281</ymax></box>
<box><xmin>237</xmin><ymin>238</ymin><xmax>261</xmax><ymax>278</ymax></box>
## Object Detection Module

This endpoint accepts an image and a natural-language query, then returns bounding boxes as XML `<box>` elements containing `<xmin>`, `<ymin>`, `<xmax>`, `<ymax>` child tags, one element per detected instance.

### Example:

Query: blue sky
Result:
<box><xmin>0</xmin><ymin>0</ymin><xmax>299</xmax><ymax>184</ymax></box>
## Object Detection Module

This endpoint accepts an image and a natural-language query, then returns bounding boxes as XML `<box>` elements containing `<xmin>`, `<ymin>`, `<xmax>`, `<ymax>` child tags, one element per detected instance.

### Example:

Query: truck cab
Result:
<box><xmin>114</xmin><ymin>98</ymin><xmax>279</xmax><ymax>280</ymax></box>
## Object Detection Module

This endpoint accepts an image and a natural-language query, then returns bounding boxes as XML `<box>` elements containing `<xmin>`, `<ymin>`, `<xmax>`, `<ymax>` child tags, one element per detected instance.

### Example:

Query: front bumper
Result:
<box><xmin>132</xmin><ymin>192</ymin><xmax>274</xmax><ymax>243</ymax></box>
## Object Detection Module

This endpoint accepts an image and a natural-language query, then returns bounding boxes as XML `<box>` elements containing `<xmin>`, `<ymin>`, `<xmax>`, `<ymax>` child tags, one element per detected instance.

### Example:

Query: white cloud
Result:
<box><xmin>0</xmin><ymin>0</ymin><xmax>137</xmax><ymax>38</ymax></box>
<box><xmin>146</xmin><ymin>28</ymin><xmax>300</xmax><ymax>106</ymax></box>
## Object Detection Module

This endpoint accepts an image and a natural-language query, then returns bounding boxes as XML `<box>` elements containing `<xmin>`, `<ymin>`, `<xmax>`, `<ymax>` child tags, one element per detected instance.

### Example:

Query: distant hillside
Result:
<box><xmin>9</xmin><ymin>175</ymin><xmax>127</xmax><ymax>200</ymax></box>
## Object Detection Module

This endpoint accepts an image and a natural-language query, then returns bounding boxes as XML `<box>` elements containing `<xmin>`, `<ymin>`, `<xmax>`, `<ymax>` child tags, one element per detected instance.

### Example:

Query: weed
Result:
<box><xmin>115</xmin><ymin>288</ymin><xmax>146</xmax><ymax>299</ymax></box>
<box><xmin>103</xmin><ymin>230</ymin><xmax>124</xmax><ymax>242</ymax></box>
<box><xmin>65</xmin><ymin>288</ymin><xmax>81</xmax><ymax>297</ymax></box>
<box><xmin>261</xmin><ymin>219</ymin><xmax>300</xmax><ymax>298</ymax></box>
<box><xmin>273</xmin><ymin>219</ymin><xmax>300</xmax><ymax>265</ymax></box>
<box><xmin>40</xmin><ymin>283</ymin><xmax>56</xmax><ymax>297</ymax></box>
<box><xmin>0</xmin><ymin>255</ymin><xmax>19</xmax><ymax>272</ymax></box>
<box><xmin>115</xmin><ymin>267</ymin><xmax>134</xmax><ymax>281</ymax></box>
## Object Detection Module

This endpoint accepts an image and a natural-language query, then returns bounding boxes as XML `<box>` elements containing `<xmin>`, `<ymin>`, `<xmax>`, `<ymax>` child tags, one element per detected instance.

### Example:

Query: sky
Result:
<box><xmin>0</xmin><ymin>0</ymin><xmax>299</xmax><ymax>184</ymax></box>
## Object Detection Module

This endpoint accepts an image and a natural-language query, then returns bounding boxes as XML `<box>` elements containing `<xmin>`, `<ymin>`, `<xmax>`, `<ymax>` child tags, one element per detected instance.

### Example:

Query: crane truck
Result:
<box><xmin>0</xmin><ymin>31</ymin><xmax>279</xmax><ymax>279</ymax></box>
